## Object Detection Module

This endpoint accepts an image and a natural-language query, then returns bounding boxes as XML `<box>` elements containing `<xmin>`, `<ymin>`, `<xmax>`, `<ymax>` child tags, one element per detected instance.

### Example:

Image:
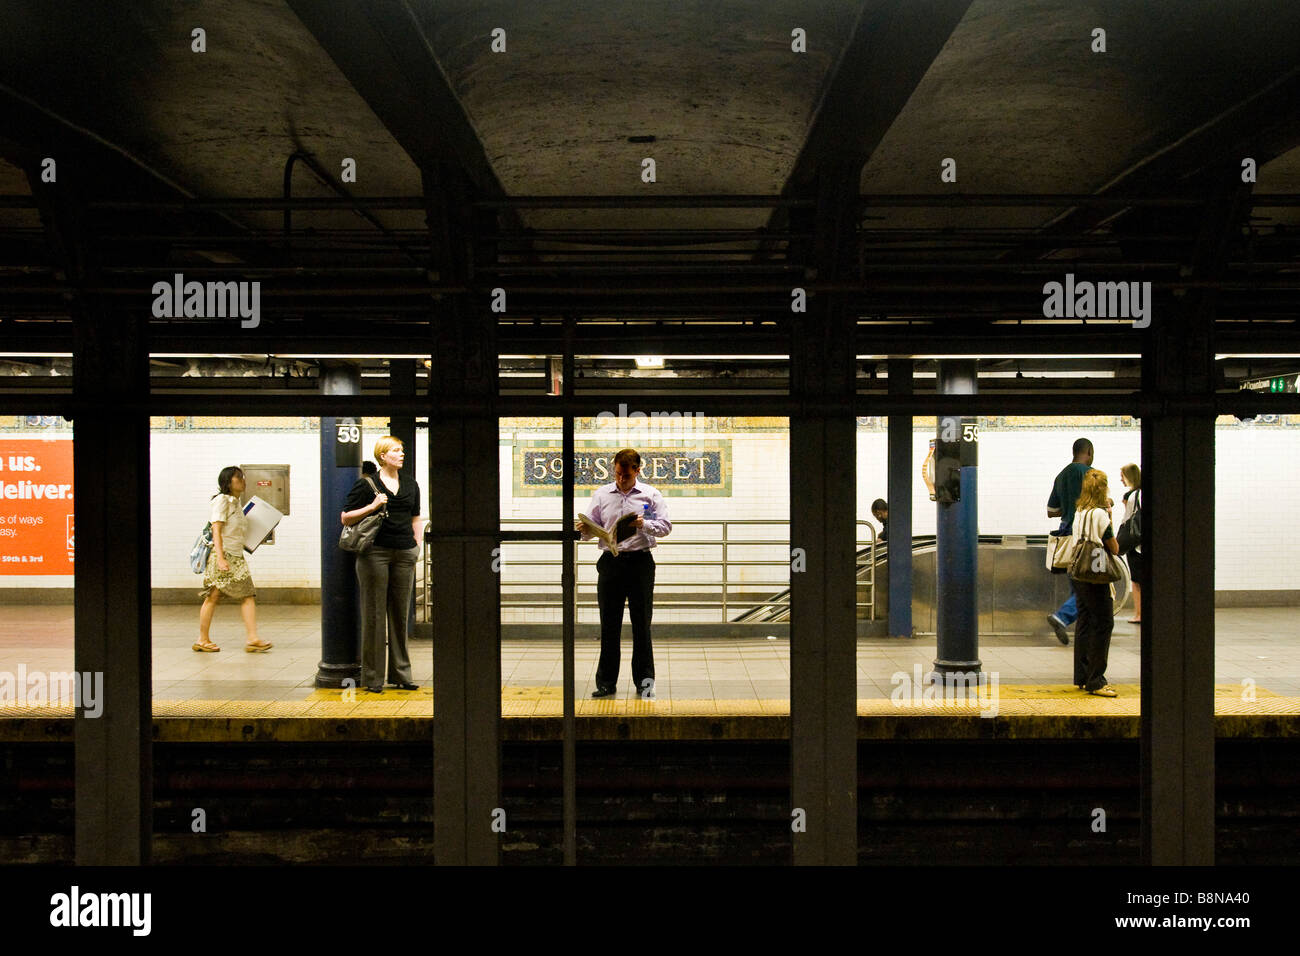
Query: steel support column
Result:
<box><xmin>789</xmin><ymin>165</ymin><xmax>858</xmax><ymax>865</ymax></box>
<box><xmin>933</xmin><ymin>361</ymin><xmax>980</xmax><ymax>680</ymax></box>
<box><xmin>42</xmin><ymin>173</ymin><xmax>154</xmax><ymax>864</ymax></box>
<box><xmin>389</xmin><ymin>358</ymin><xmax>418</xmax><ymax>636</ymax></box>
<box><xmin>389</xmin><ymin>359</ymin><xmax>418</xmax><ymax>478</ymax></box>
<box><xmin>560</xmin><ymin>316</ymin><xmax>578</xmax><ymax>865</ymax></box>
<box><xmin>316</xmin><ymin>362</ymin><xmax>362</xmax><ymax>688</ymax></box>
<box><xmin>426</xmin><ymin>164</ymin><xmax>501</xmax><ymax>865</ymax></box>
<box><xmin>1142</xmin><ymin>302</ymin><xmax>1215</xmax><ymax>865</ymax></box>
<box><xmin>886</xmin><ymin>359</ymin><xmax>913</xmax><ymax>638</ymax></box>
<box><xmin>1140</xmin><ymin>180</ymin><xmax>1245</xmax><ymax>864</ymax></box>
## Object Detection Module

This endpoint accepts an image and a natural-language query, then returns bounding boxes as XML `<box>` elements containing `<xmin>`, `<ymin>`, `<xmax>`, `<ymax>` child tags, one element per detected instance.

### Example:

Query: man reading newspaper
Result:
<box><xmin>574</xmin><ymin>448</ymin><xmax>672</xmax><ymax>699</ymax></box>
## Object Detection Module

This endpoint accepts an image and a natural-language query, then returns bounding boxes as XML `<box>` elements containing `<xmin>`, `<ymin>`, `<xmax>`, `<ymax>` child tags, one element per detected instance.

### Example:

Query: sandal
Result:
<box><xmin>192</xmin><ymin>641</ymin><xmax>221</xmax><ymax>652</ymax></box>
<box><xmin>1089</xmin><ymin>686</ymin><xmax>1118</xmax><ymax>697</ymax></box>
<box><xmin>244</xmin><ymin>640</ymin><xmax>273</xmax><ymax>653</ymax></box>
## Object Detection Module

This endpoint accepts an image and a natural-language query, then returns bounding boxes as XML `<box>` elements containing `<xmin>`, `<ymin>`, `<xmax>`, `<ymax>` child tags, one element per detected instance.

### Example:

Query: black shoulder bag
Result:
<box><xmin>1116</xmin><ymin>490</ymin><xmax>1141</xmax><ymax>555</ymax></box>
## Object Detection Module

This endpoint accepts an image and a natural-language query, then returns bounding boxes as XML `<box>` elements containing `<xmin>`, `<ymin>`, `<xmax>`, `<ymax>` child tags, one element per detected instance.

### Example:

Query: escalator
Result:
<box><xmin>731</xmin><ymin>535</ymin><xmax>1131</xmax><ymax>633</ymax></box>
<box><xmin>731</xmin><ymin>543</ymin><xmax>879</xmax><ymax>624</ymax></box>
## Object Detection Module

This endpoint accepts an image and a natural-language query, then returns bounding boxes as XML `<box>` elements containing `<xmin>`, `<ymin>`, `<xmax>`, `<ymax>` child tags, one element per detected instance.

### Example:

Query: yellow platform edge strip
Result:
<box><xmin>0</xmin><ymin>683</ymin><xmax>1297</xmax><ymax>742</ymax></box>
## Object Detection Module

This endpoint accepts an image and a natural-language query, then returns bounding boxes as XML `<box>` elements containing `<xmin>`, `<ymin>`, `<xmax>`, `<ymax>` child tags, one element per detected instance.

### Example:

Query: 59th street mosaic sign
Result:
<box><xmin>514</xmin><ymin>441</ymin><xmax>731</xmax><ymax>497</ymax></box>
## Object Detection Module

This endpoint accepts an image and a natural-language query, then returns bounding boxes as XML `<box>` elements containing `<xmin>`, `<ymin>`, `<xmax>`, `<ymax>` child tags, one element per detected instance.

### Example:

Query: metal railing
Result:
<box><xmin>419</xmin><ymin>519</ymin><xmax>878</xmax><ymax>624</ymax></box>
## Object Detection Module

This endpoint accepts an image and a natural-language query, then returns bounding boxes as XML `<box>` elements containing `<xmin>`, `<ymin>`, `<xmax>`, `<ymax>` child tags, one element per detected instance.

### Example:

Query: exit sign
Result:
<box><xmin>1241</xmin><ymin>374</ymin><xmax>1300</xmax><ymax>393</ymax></box>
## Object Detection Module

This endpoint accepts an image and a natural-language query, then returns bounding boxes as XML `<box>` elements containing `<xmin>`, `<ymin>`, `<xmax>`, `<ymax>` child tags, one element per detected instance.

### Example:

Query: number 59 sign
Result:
<box><xmin>334</xmin><ymin>417</ymin><xmax>362</xmax><ymax>468</ymax></box>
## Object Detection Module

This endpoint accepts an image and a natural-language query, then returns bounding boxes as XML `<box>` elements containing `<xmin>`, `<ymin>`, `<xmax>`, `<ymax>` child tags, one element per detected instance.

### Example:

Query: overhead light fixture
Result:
<box><xmin>635</xmin><ymin>356</ymin><xmax>665</xmax><ymax>369</ymax></box>
<box><xmin>857</xmin><ymin>353</ymin><xmax>1141</xmax><ymax>360</ymax></box>
<box><xmin>585</xmin><ymin>355</ymin><xmax>787</xmax><ymax>361</ymax></box>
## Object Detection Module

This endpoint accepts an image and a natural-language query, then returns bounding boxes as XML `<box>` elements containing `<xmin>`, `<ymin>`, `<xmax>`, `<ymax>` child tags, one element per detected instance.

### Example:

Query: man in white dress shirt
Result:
<box><xmin>575</xmin><ymin>448</ymin><xmax>672</xmax><ymax>699</ymax></box>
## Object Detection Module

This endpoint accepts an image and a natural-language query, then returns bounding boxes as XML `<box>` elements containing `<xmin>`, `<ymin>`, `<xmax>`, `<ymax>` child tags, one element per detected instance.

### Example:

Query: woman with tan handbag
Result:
<box><xmin>1068</xmin><ymin>469</ymin><xmax>1120</xmax><ymax>697</ymax></box>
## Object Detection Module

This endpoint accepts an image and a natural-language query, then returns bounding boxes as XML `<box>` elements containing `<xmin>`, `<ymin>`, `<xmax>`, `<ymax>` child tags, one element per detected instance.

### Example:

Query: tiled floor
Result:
<box><xmin>1</xmin><ymin>604</ymin><xmax>1298</xmax><ymax>714</ymax></box>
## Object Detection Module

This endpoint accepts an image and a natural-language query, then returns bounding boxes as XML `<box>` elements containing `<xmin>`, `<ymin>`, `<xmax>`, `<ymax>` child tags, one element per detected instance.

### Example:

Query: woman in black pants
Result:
<box><xmin>340</xmin><ymin>436</ymin><xmax>423</xmax><ymax>694</ymax></box>
<box><xmin>1069</xmin><ymin>469</ymin><xmax>1120</xmax><ymax>697</ymax></box>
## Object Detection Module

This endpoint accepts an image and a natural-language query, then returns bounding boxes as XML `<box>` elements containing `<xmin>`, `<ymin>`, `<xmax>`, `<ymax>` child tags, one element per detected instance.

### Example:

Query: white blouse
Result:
<box><xmin>209</xmin><ymin>494</ymin><xmax>248</xmax><ymax>555</ymax></box>
<box><xmin>1069</xmin><ymin>507</ymin><xmax>1113</xmax><ymax>556</ymax></box>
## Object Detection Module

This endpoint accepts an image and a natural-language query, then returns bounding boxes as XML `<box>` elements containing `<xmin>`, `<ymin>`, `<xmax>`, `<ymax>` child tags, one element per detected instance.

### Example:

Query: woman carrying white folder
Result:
<box><xmin>195</xmin><ymin>465</ymin><xmax>272</xmax><ymax>653</ymax></box>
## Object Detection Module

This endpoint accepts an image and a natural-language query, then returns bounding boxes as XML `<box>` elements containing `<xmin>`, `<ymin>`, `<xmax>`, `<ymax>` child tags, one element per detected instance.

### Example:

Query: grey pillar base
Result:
<box><xmin>928</xmin><ymin>659</ymin><xmax>982</xmax><ymax>681</ymax></box>
<box><xmin>315</xmin><ymin>661</ymin><xmax>361</xmax><ymax>689</ymax></box>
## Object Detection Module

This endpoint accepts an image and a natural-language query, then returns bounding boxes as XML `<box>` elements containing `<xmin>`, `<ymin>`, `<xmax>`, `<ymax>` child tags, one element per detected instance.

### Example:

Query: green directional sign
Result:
<box><xmin>1241</xmin><ymin>374</ymin><xmax>1300</xmax><ymax>393</ymax></box>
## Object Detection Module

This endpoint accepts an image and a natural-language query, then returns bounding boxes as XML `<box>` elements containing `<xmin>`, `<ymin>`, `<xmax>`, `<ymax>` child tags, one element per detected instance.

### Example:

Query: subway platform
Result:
<box><xmin>2</xmin><ymin>604</ymin><xmax>1297</xmax><ymax>741</ymax></box>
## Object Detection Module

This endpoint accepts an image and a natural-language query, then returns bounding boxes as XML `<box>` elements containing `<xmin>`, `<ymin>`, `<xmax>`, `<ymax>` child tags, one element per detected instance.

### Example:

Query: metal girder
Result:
<box><xmin>4</xmin><ymin>324</ymin><xmax>1287</xmax><ymax>361</ymax></box>
<box><xmin>0</xmin><ymin>81</ymin><xmax>280</xmax><ymax>272</ymax></box>
<box><xmin>422</xmin><ymin>164</ymin><xmax>502</xmax><ymax>867</ymax></box>
<box><xmin>285</xmin><ymin>0</ymin><xmax>521</xmax><ymax>240</ymax></box>
<box><xmin>0</xmin><ymin>388</ymin><xmax>1294</xmax><ymax>419</ymax></box>
<box><xmin>23</xmin><ymin>162</ymin><xmax>153</xmax><ymax>865</ymax></box>
<box><xmin>758</xmin><ymin>0</ymin><xmax>974</xmax><ymax>260</ymax></box>
<box><xmin>1141</xmin><ymin>176</ymin><xmax>1251</xmax><ymax>866</ymax></box>
<box><xmin>789</xmin><ymin>165</ymin><xmax>860</xmax><ymax>865</ymax></box>
<box><xmin>887</xmin><ymin>359</ymin><xmax>914</xmax><ymax>640</ymax></box>
<box><xmin>1010</xmin><ymin>68</ymin><xmax>1300</xmax><ymax>261</ymax></box>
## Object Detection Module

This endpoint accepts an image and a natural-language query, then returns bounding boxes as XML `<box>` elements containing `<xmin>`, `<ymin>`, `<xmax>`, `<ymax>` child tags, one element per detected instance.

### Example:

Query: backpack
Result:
<box><xmin>189</xmin><ymin>522</ymin><xmax>213</xmax><ymax>574</ymax></box>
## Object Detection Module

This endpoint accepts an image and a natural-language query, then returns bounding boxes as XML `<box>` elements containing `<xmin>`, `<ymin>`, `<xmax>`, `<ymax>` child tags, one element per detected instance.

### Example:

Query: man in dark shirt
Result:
<box><xmin>1046</xmin><ymin>437</ymin><xmax>1094</xmax><ymax>644</ymax></box>
<box><xmin>871</xmin><ymin>498</ymin><xmax>888</xmax><ymax>543</ymax></box>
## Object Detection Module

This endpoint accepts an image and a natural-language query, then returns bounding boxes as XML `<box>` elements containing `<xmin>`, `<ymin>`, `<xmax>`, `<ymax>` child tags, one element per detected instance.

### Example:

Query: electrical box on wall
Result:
<box><xmin>240</xmin><ymin>464</ymin><xmax>290</xmax><ymax>545</ymax></box>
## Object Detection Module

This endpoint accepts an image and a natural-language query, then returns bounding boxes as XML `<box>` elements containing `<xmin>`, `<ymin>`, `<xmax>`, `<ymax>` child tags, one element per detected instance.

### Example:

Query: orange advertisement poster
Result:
<box><xmin>0</xmin><ymin>437</ymin><xmax>75</xmax><ymax>575</ymax></box>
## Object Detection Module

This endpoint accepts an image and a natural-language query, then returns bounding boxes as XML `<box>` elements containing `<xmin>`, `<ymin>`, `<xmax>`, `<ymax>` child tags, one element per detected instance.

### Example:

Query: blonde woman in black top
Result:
<box><xmin>341</xmin><ymin>436</ymin><xmax>424</xmax><ymax>694</ymax></box>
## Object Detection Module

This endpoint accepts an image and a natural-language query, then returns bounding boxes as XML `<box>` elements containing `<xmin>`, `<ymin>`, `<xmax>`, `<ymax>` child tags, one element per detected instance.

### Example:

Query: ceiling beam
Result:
<box><xmin>1016</xmin><ymin>67</ymin><xmax>1300</xmax><ymax>258</ymax></box>
<box><xmin>757</xmin><ymin>0</ymin><xmax>974</xmax><ymax>259</ymax></box>
<box><xmin>286</xmin><ymin>0</ymin><xmax>519</xmax><ymax>231</ymax></box>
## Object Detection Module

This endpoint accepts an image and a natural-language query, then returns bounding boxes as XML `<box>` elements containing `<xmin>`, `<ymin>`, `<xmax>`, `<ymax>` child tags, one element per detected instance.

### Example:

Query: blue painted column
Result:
<box><xmin>388</xmin><ymin>359</ymin><xmax>418</xmax><ymax>637</ymax></box>
<box><xmin>933</xmin><ymin>360</ymin><xmax>981</xmax><ymax>680</ymax></box>
<box><xmin>887</xmin><ymin>359</ymin><xmax>913</xmax><ymax>638</ymax></box>
<box><xmin>315</xmin><ymin>361</ymin><xmax>362</xmax><ymax>688</ymax></box>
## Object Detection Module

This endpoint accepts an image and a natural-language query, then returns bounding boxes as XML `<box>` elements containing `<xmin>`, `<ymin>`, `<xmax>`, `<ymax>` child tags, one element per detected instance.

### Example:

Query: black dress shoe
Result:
<box><xmin>390</xmin><ymin>681</ymin><xmax>419</xmax><ymax>691</ymax></box>
<box><xmin>364</xmin><ymin>685</ymin><xmax>384</xmax><ymax>694</ymax></box>
<box><xmin>591</xmin><ymin>684</ymin><xmax>617</xmax><ymax>698</ymax></box>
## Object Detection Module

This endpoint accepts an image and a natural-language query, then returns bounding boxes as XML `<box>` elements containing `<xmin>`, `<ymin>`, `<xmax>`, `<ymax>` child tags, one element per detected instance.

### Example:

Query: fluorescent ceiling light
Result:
<box><xmin>582</xmin><ymin>354</ymin><xmax>788</xmax><ymax>361</ymax></box>
<box><xmin>275</xmin><ymin>354</ymin><xmax>428</xmax><ymax>360</ymax></box>
<box><xmin>978</xmin><ymin>370</ymin><xmax>1116</xmax><ymax>379</ymax></box>
<box><xmin>858</xmin><ymin>353</ymin><xmax>1140</xmax><ymax>360</ymax></box>
<box><xmin>151</xmin><ymin>353</ymin><xmax>428</xmax><ymax>360</ymax></box>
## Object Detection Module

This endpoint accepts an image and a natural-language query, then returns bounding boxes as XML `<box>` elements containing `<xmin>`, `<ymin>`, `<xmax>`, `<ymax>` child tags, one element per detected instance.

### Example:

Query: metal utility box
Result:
<box><xmin>240</xmin><ymin>464</ymin><xmax>290</xmax><ymax>514</ymax></box>
<box><xmin>240</xmin><ymin>464</ymin><xmax>290</xmax><ymax>546</ymax></box>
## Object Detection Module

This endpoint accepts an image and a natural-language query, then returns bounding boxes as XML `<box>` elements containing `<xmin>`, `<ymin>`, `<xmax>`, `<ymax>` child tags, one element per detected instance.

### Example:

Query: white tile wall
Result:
<box><xmin>151</xmin><ymin>433</ymin><xmax>321</xmax><ymax>588</ymax></box>
<box><xmin>0</xmin><ymin>423</ymin><xmax>1294</xmax><ymax>592</ymax></box>
<box><xmin>1215</xmin><ymin>428</ymin><xmax>1298</xmax><ymax>590</ymax></box>
<box><xmin>143</xmin><ymin>427</ymin><xmax>428</xmax><ymax>589</ymax></box>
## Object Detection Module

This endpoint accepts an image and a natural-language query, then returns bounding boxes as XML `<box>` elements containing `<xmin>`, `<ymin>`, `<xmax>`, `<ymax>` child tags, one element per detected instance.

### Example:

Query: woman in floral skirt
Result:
<box><xmin>194</xmin><ymin>465</ymin><xmax>272</xmax><ymax>652</ymax></box>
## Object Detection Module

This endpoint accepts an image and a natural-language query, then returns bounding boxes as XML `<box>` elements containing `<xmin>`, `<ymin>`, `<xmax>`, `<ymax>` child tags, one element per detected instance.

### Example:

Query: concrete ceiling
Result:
<box><xmin>0</xmin><ymin>0</ymin><xmax>1297</xmax><ymax>347</ymax></box>
<box><xmin>6</xmin><ymin>1</ymin><xmax>1295</xmax><ymax>230</ymax></box>
<box><xmin>420</xmin><ymin>0</ymin><xmax>860</xmax><ymax>232</ymax></box>
<box><xmin>861</xmin><ymin>0</ymin><xmax>1300</xmax><ymax>231</ymax></box>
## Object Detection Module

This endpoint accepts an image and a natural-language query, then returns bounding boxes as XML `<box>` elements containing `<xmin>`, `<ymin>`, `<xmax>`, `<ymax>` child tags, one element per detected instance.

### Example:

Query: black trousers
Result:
<box><xmin>1073</xmin><ymin>579</ymin><xmax>1114</xmax><ymax>691</ymax></box>
<box><xmin>595</xmin><ymin>549</ymin><xmax>656</xmax><ymax>687</ymax></box>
